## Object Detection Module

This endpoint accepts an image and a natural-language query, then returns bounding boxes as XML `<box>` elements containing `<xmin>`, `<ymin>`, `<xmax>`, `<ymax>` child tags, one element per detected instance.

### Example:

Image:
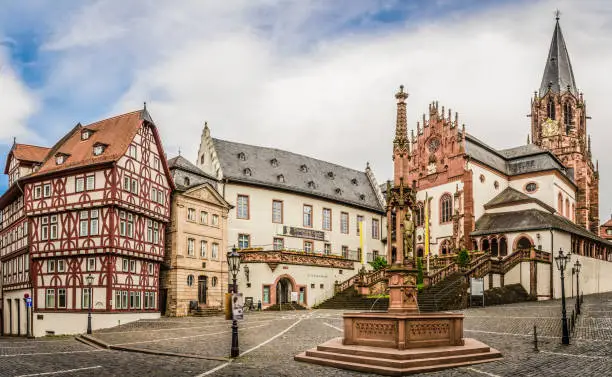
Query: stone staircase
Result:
<box><xmin>315</xmin><ymin>272</ymin><xmax>467</xmax><ymax>312</ymax></box>
<box><xmin>265</xmin><ymin>302</ymin><xmax>308</xmax><ymax>311</ymax></box>
<box><xmin>192</xmin><ymin>307</ymin><xmax>223</xmax><ymax>317</ymax></box>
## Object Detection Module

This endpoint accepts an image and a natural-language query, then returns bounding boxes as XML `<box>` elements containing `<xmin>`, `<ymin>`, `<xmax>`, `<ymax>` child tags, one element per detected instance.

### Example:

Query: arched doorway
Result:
<box><xmin>417</xmin><ymin>247</ymin><xmax>424</xmax><ymax>258</ymax></box>
<box><xmin>491</xmin><ymin>238</ymin><xmax>499</xmax><ymax>257</ymax></box>
<box><xmin>499</xmin><ymin>237</ymin><xmax>508</xmax><ymax>257</ymax></box>
<box><xmin>276</xmin><ymin>277</ymin><xmax>293</xmax><ymax>304</ymax></box>
<box><xmin>440</xmin><ymin>241</ymin><xmax>449</xmax><ymax>255</ymax></box>
<box><xmin>516</xmin><ymin>236</ymin><xmax>532</xmax><ymax>250</ymax></box>
<box><xmin>481</xmin><ymin>239</ymin><xmax>490</xmax><ymax>252</ymax></box>
<box><xmin>198</xmin><ymin>276</ymin><xmax>208</xmax><ymax>305</ymax></box>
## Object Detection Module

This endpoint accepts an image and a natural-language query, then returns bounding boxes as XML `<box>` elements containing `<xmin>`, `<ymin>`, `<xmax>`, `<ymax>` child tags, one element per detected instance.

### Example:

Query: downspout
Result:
<box><xmin>549</xmin><ymin>227</ymin><xmax>554</xmax><ymax>299</ymax></box>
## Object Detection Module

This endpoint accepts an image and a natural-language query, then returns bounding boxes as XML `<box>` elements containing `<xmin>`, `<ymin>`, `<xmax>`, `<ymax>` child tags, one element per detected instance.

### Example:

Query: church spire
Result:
<box><xmin>539</xmin><ymin>12</ymin><xmax>578</xmax><ymax>96</ymax></box>
<box><xmin>393</xmin><ymin>85</ymin><xmax>409</xmax><ymax>156</ymax></box>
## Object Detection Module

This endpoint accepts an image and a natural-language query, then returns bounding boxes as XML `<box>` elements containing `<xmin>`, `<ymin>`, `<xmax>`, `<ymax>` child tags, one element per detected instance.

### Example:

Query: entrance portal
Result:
<box><xmin>198</xmin><ymin>276</ymin><xmax>208</xmax><ymax>305</ymax></box>
<box><xmin>276</xmin><ymin>278</ymin><xmax>293</xmax><ymax>304</ymax></box>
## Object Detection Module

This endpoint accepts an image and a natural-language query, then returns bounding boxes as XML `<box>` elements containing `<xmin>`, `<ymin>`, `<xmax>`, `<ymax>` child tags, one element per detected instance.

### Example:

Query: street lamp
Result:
<box><xmin>227</xmin><ymin>246</ymin><xmax>241</xmax><ymax>358</ymax></box>
<box><xmin>574</xmin><ymin>259</ymin><xmax>581</xmax><ymax>315</ymax></box>
<box><xmin>86</xmin><ymin>274</ymin><xmax>94</xmax><ymax>335</ymax></box>
<box><xmin>554</xmin><ymin>248</ymin><xmax>571</xmax><ymax>345</ymax></box>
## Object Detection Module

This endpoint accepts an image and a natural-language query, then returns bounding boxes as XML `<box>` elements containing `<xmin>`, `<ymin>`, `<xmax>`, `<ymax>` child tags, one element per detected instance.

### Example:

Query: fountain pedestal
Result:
<box><xmin>295</xmin><ymin>264</ymin><xmax>502</xmax><ymax>376</ymax></box>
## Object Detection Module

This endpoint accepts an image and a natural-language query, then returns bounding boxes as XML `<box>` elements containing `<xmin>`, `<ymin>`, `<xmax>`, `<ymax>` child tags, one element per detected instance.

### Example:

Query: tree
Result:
<box><xmin>456</xmin><ymin>248</ymin><xmax>471</xmax><ymax>268</ymax></box>
<box><xmin>369</xmin><ymin>256</ymin><xmax>388</xmax><ymax>271</ymax></box>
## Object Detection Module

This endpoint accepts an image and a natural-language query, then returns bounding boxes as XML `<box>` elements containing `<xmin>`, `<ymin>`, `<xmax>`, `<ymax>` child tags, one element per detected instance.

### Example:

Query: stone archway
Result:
<box><xmin>491</xmin><ymin>238</ymin><xmax>499</xmax><ymax>257</ymax></box>
<box><xmin>499</xmin><ymin>237</ymin><xmax>508</xmax><ymax>257</ymax></box>
<box><xmin>272</xmin><ymin>274</ymin><xmax>298</xmax><ymax>305</ymax></box>
<box><xmin>514</xmin><ymin>235</ymin><xmax>534</xmax><ymax>251</ymax></box>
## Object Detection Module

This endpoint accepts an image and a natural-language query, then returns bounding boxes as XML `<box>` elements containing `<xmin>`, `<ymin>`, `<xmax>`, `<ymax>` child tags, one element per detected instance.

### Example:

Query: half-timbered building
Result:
<box><xmin>1</xmin><ymin>107</ymin><xmax>173</xmax><ymax>336</ymax></box>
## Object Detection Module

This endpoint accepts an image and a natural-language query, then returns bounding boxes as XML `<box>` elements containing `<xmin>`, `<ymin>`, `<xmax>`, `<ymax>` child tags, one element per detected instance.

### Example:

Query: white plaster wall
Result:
<box><xmin>32</xmin><ymin>311</ymin><xmax>160</xmax><ymax>337</ymax></box>
<box><xmin>509</xmin><ymin>174</ymin><xmax>576</xmax><ymax>220</ymax></box>
<box><xmin>468</xmin><ymin>162</ymin><xmax>508</xmax><ymax>221</ymax></box>
<box><xmin>238</xmin><ymin>260</ymin><xmax>363</xmax><ymax>308</ymax></box>
<box><xmin>3</xmin><ymin>289</ymin><xmax>30</xmax><ymax>336</ymax></box>
<box><xmin>415</xmin><ymin>180</ymin><xmax>464</xmax><ymax>255</ymax></box>
<box><xmin>486</xmin><ymin>202</ymin><xmax>549</xmax><ymax>214</ymax></box>
<box><xmin>504</xmin><ymin>263</ymin><xmax>521</xmax><ymax>286</ymax></box>
<box><xmin>492</xmin><ymin>274</ymin><xmax>501</xmax><ymax>288</ymax></box>
<box><xmin>222</xmin><ymin>183</ymin><xmax>385</xmax><ymax>258</ymax></box>
<box><xmin>537</xmin><ymin>262</ymin><xmax>552</xmax><ymax>299</ymax></box>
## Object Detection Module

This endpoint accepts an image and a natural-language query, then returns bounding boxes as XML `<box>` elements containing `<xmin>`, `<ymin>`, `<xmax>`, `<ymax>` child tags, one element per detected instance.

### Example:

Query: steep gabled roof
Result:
<box><xmin>212</xmin><ymin>138</ymin><xmax>384</xmax><ymax>213</ymax></box>
<box><xmin>30</xmin><ymin>110</ymin><xmax>145</xmax><ymax>177</ymax></box>
<box><xmin>3</xmin><ymin>144</ymin><xmax>51</xmax><ymax>174</ymax></box>
<box><xmin>539</xmin><ymin>17</ymin><xmax>578</xmax><ymax>96</ymax></box>
<box><xmin>484</xmin><ymin>187</ymin><xmax>555</xmax><ymax>213</ymax></box>
<box><xmin>168</xmin><ymin>155</ymin><xmax>217</xmax><ymax>181</ymax></box>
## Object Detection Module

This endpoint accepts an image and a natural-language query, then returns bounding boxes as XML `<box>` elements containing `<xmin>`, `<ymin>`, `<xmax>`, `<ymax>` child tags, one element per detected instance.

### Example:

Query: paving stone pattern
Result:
<box><xmin>0</xmin><ymin>293</ymin><xmax>610</xmax><ymax>376</ymax></box>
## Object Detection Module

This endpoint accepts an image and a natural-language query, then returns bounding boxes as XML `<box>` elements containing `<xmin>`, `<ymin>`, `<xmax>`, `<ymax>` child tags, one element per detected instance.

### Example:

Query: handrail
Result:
<box><xmin>433</xmin><ymin>276</ymin><xmax>466</xmax><ymax>311</ymax></box>
<box><xmin>334</xmin><ymin>267</ymin><xmax>388</xmax><ymax>293</ymax></box>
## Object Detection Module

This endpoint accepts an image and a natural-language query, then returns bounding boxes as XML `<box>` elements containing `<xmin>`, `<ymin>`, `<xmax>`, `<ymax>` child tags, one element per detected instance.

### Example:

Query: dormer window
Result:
<box><xmin>351</xmin><ymin>178</ymin><xmax>358</xmax><ymax>185</ymax></box>
<box><xmin>270</xmin><ymin>158</ymin><xmax>279</xmax><ymax>167</ymax></box>
<box><xmin>93</xmin><ymin>144</ymin><xmax>106</xmax><ymax>156</ymax></box>
<box><xmin>335</xmin><ymin>188</ymin><xmax>343</xmax><ymax>195</ymax></box>
<box><xmin>81</xmin><ymin>130</ymin><xmax>91</xmax><ymax>140</ymax></box>
<box><xmin>184</xmin><ymin>177</ymin><xmax>190</xmax><ymax>186</ymax></box>
<box><xmin>327</xmin><ymin>172</ymin><xmax>335</xmax><ymax>179</ymax></box>
<box><xmin>243</xmin><ymin>168</ymin><xmax>252</xmax><ymax>176</ymax></box>
<box><xmin>277</xmin><ymin>174</ymin><xmax>285</xmax><ymax>183</ymax></box>
<box><xmin>238</xmin><ymin>152</ymin><xmax>247</xmax><ymax>161</ymax></box>
<box><xmin>359</xmin><ymin>194</ymin><xmax>366</xmax><ymax>201</ymax></box>
<box><xmin>307</xmin><ymin>181</ymin><xmax>316</xmax><ymax>189</ymax></box>
<box><xmin>300</xmin><ymin>164</ymin><xmax>308</xmax><ymax>173</ymax></box>
<box><xmin>55</xmin><ymin>154</ymin><xmax>66</xmax><ymax>165</ymax></box>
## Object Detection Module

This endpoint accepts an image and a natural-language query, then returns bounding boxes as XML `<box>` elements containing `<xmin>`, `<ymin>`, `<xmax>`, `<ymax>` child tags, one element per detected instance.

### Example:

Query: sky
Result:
<box><xmin>0</xmin><ymin>0</ymin><xmax>611</xmax><ymax>221</ymax></box>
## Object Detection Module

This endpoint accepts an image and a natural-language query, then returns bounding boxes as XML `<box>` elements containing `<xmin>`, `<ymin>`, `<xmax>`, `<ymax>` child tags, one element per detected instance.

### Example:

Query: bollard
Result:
<box><xmin>533</xmin><ymin>325</ymin><xmax>539</xmax><ymax>352</ymax></box>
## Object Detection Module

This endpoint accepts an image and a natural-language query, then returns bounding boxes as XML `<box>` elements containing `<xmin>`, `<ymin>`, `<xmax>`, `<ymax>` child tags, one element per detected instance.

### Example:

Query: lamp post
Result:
<box><xmin>574</xmin><ymin>259</ymin><xmax>581</xmax><ymax>315</ymax></box>
<box><xmin>86</xmin><ymin>274</ymin><xmax>94</xmax><ymax>335</ymax></box>
<box><xmin>554</xmin><ymin>248</ymin><xmax>570</xmax><ymax>345</ymax></box>
<box><xmin>227</xmin><ymin>246</ymin><xmax>241</xmax><ymax>358</ymax></box>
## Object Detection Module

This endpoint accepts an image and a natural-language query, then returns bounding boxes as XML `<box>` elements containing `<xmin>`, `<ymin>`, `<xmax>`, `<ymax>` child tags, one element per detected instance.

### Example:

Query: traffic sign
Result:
<box><xmin>25</xmin><ymin>297</ymin><xmax>32</xmax><ymax>307</ymax></box>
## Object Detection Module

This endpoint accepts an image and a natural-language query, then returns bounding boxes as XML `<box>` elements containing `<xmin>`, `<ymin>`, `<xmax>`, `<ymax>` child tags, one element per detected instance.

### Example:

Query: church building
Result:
<box><xmin>387</xmin><ymin>16</ymin><xmax>612</xmax><ymax>299</ymax></box>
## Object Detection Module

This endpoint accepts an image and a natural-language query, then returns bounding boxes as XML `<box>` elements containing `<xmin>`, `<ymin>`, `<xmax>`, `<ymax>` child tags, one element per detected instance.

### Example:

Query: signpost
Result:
<box><xmin>470</xmin><ymin>278</ymin><xmax>485</xmax><ymax>308</ymax></box>
<box><xmin>232</xmin><ymin>293</ymin><xmax>244</xmax><ymax>321</ymax></box>
<box><xmin>24</xmin><ymin>293</ymin><xmax>32</xmax><ymax>338</ymax></box>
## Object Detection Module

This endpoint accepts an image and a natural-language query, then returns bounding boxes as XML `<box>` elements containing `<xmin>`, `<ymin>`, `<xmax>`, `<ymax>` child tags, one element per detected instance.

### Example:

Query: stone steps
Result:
<box><xmin>192</xmin><ymin>307</ymin><xmax>222</xmax><ymax>317</ymax></box>
<box><xmin>295</xmin><ymin>337</ymin><xmax>503</xmax><ymax>376</ymax></box>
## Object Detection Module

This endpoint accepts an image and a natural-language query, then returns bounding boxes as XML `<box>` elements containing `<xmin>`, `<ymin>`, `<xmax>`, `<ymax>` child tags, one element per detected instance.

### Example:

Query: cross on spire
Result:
<box><xmin>555</xmin><ymin>9</ymin><xmax>561</xmax><ymax>21</ymax></box>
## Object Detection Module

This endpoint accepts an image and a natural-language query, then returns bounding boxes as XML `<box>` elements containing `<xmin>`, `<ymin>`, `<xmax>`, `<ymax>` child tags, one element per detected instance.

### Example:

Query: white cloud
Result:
<box><xmin>28</xmin><ymin>0</ymin><xmax>612</xmax><ymax>219</ymax></box>
<box><xmin>0</xmin><ymin>46</ymin><xmax>39</xmax><ymax>143</ymax></box>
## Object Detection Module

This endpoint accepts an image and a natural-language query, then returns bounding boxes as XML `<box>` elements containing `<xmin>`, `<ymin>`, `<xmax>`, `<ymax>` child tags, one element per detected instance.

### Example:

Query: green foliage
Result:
<box><xmin>369</xmin><ymin>256</ymin><xmax>388</xmax><ymax>271</ymax></box>
<box><xmin>416</xmin><ymin>257</ymin><xmax>424</xmax><ymax>284</ymax></box>
<box><xmin>456</xmin><ymin>248</ymin><xmax>471</xmax><ymax>267</ymax></box>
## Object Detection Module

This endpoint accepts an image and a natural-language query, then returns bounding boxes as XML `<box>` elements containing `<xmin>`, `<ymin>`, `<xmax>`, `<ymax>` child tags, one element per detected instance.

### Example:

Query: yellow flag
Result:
<box><xmin>359</xmin><ymin>221</ymin><xmax>364</xmax><ymax>264</ymax></box>
<box><xmin>424</xmin><ymin>193</ymin><xmax>430</xmax><ymax>256</ymax></box>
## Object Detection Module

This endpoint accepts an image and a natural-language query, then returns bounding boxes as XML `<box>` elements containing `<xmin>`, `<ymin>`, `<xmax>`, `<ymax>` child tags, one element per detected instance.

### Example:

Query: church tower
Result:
<box><xmin>530</xmin><ymin>14</ymin><xmax>599</xmax><ymax>233</ymax></box>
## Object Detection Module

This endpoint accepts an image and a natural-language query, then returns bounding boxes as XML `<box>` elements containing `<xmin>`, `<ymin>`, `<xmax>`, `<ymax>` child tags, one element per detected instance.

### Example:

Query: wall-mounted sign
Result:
<box><xmin>283</xmin><ymin>226</ymin><xmax>325</xmax><ymax>241</ymax></box>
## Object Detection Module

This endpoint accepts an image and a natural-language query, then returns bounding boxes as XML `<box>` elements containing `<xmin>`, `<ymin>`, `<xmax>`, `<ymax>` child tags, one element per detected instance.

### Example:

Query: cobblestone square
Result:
<box><xmin>0</xmin><ymin>293</ymin><xmax>610</xmax><ymax>377</ymax></box>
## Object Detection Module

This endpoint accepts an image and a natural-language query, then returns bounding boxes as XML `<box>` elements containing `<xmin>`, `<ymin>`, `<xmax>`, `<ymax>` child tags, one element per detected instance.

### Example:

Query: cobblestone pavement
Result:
<box><xmin>0</xmin><ymin>293</ymin><xmax>610</xmax><ymax>376</ymax></box>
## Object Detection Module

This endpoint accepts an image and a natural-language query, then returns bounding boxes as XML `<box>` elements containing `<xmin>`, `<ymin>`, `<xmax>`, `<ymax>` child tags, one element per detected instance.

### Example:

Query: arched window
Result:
<box><xmin>571</xmin><ymin>204</ymin><xmax>575</xmax><ymax>222</ymax></box>
<box><xmin>499</xmin><ymin>237</ymin><xmax>508</xmax><ymax>257</ymax></box>
<box><xmin>200</xmin><ymin>154</ymin><xmax>205</xmax><ymax>164</ymax></box>
<box><xmin>415</xmin><ymin>202</ymin><xmax>424</xmax><ymax>227</ymax></box>
<box><xmin>472</xmin><ymin>240</ymin><xmax>478</xmax><ymax>251</ymax></box>
<box><xmin>564</xmin><ymin>102</ymin><xmax>572</xmax><ymax>133</ymax></box>
<box><xmin>481</xmin><ymin>239</ymin><xmax>490</xmax><ymax>252</ymax></box>
<box><xmin>440</xmin><ymin>194</ymin><xmax>453</xmax><ymax>223</ymax></box>
<box><xmin>491</xmin><ymin>238</ymin><xmax>499</xmax><ymax>257</ymax></box>
<box><xmin>558</xmin><ymin>193</ymin><xmax>563</xmax><ymax>215</ymax></box>
<box><xmin>565</xmin><ymin>199</ymin><xmax>570</xmax><ymax>219</ymax></box>
<box><xmin>516</xmin><ymin>236</ymin><xmax>532</xmax><ymax>250</ymax></box>
<box><xmin>184</xmin><ymin>177</ymin><xmax>190</xmax><ymax>186</ymax></box>
<box><xmin>547</xmin><ymin>97</ymin><xmax>555</xmax><ymax>120</ymax></box>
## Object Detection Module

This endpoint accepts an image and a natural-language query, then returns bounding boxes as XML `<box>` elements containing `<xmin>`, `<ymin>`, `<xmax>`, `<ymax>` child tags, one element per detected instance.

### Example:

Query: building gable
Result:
<box><xmin>183</xmin><ymin>183</ymin><xmax>230</xmax><ymax>209</ymax></box>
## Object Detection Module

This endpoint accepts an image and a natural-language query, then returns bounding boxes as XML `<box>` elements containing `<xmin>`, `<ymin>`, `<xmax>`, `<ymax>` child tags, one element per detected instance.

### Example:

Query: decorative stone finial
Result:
<box><xmin>555</xmin><ymin>9</ymin><xmax>561</xmax><ymax>21</ymax></box>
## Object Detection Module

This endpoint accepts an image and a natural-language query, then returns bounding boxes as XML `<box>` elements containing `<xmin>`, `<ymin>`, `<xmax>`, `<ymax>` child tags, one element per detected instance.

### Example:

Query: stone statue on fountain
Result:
<box><xmin>402</xmin><ymin>211</ymin><xmax>414</xmax><ymax>263</ymax></box>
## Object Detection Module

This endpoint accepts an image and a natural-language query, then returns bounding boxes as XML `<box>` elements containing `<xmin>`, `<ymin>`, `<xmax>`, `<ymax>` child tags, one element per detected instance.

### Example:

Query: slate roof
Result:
<box><xmin>472</xmin><ymin>208</ymin><xmax>612</xmax><ymax>246</ymax></box>
<box><xmin>168</xmin><ymin>155</ymin><xmax>218</xmax><ymax>192</ymax></box>
<box><xmin>465</xmin><ymin>134</ymin><xmax>574</xmax><ymax>183</ymax></box>
<box><xmin>601</xmin><ymin>216</ymin><xmax>612</xmax><ymax>228</ymax></box>
<box><xmin>539</xmin><ymin>18</ymin><xmax>578</xmax><ymax>96</ymax></box>
<box><xmin>3</xmin><ymin>144</ymin><xmax>51</xmax><ymax>174</ymax></box>
<box><xmin>212</xmin><ymin>138</ymin><xmax>384</xmax><ymax>213</ymax></box>
<box><xmin>484</xmin><ymin>187</ymin><xmax>556</xmax><ymax>213</ymax></box>
<box><xmin>31</xmin><ymin>110</ymin><xmax>149</xmax><ymax>177</ymax></box>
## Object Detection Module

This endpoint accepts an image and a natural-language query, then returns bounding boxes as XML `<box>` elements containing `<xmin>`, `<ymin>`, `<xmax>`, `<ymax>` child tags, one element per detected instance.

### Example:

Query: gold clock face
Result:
<box><xmin>542</xmin><ymin>118</ymin><xmax>559</xmax><ymax>137</ymax></box>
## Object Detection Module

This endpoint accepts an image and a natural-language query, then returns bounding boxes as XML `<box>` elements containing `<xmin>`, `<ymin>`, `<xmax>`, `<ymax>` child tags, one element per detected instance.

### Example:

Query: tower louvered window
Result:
<box><xmin>564</xmin><ymin>102</ymin><xmax>572</xmax><ymax>133</ymax></box>
<box><xmin>547</xmin><ymin>98</ymin><xmax>555</xmax><ymax>120</ymax></box>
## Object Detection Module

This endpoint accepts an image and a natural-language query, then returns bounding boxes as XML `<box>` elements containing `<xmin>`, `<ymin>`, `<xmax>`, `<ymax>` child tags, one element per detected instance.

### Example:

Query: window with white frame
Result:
<box><xmin>93</xmin><ymin>144</ymin><xmax>105</xmax><ymax>156</ymax></box>
<box><xmin>147</xmin><ymin>220</ymin><xmax>153</xmax><ymax>242</ymax></box>
<box><xmin>129</xmin><ymin>144</ymin><xmax>137</xmax><ymax>159</ymax></box>
<box><xmin>154</xmin><ymin>157</ymin><xmax>160</xmax><ymax>171</ymax></box>
<box><xmin>148</xmin><ymin>263</ymin><xmax>153</xmax><ymax>275</ymax></box>
<box><xmin>86</xmin><ymin>175</ymin><xmax>95</xmax><ymax>191</ymax></box>
<box><xmin>57</xmin><ymin>260</ymin><xmax>65</xmax><ymax>272</ymax></box>
<box><xmin>130</xmin><ymin>260</ymin><xmax>136</xmax><ymax>273</ymax></box>
<box><xmin>41</xmin><ymin>217</ymin><xmax>49</xmax><ymax>240</ymax></box>
<box><xmin>372</xmin><ymin>218</ymin><xmax>380</xmax><ymax>239</ymax></box>
<box><xmin>79</xmin><ymin>211</ymin><xmax>89</xmax><ymax>237</ymax></box>
<box><xmin>121</xmin><ymin>291</ymin><xmax>128</xmax><ymax>309</ymax></box>
<box><xmin>151</xmin><ymin>187</ymin><xmax>157</xmax><ymax>202</ymax></box>
<box><xmin>322</xmin><ymin>208</ymin><xmax>331</xmax><ymax>231</ymax></box>
<box><xmin>127</xmin><ymin>213</ymin><xmax>134</xmax><ymax>237</ymax></box>
<box><xmin>212</xmin><ymin>214</ymin><xmax>219</xmax><ymax>226</ymax></box>
<box><xmin>123</xmin><ymin>176</ymin><xmax>130</xmax><ymax>191</ymax></box>
<box><xmin>47</xmin><ymin>260</ymin><xmax>56</xmax><ymax>273</ymax></box>
<box><xmin>187</xmin><ymin>238</ymin><xmax>195</xmax><ymax>256</ymax></box>
<box><xmin>50</xmin><ymin>215</ymin><xmax>58</xmax><ymax>239</ymax></box>
<box><xmin>304</xmin><ymin>240</ymin><xmax>313</xmax><ymax>253</ymax></box>
<box><xmin>46</xmin><ymin>289</ymin><xmax>55</xmax><ymax>308</ymax></box>
<box><xmin>303</xmin><ymin>205</ymin><xmax>313</xmax><ymax>227</ymax></box>
<box><xmin>122</xmin><ymin>258</ymin><xmax>129</xmax><ymax>272</ymax></box>
<box><xmin>120</xmin><ymin>211</ymin><xmax>127</xmax><ymax>236</ymax></box>
<box><xmin>58</xmin><ymin>288</ymin><xmax>66</xmax><ymax>308</ymax></box>
<box><xmin>87</xmin><ymin>257</ymin><xmax>96</xmax><ymax>271</ymax></box>
<box><xmin>43</xmin><ymin>184</ymin><xmax>51</xmax><ymax>198</ymax></box>
<box><xmin>131</xmin><ymin>179</ymin><xmax>139</xmax><ymax>195</ymax></box>
<box><xmin>200</xmin><ymin>211</ymin><xmax>208</xmax><ymax>224</ymax></box>
<box><xmin>340</xmin><ymin>212</ymin><xmax>349</xmax><ymax>234</ymax></box>
<box><xmin>56</xmin><ymin>155</ymin><xmax>65</xmax><ymax>165</ymax></box>
<box><xmin>212</xmin><ymin>243</ymin><xmax>219</xmax><ymax>259</ymax></box>
<box><xmin>272</xmin><ymin>200</ymin><xmax>283</xmax><ymax>223</ymax></box>
<box><xmin>187</xmin><ymin>208</ymin><xmax>196</xmax><ymax>221</ymax></box>
<box><xmin>76</xmin><ymin>177</ymin><xmax>85</xmax><ymax>193</ymax></box>
<box><xmin>82</xmin><ymin>287</ymin><xmax>91</xmax><ymax>309</ymax></box>
<box><xmin>34</xmin><ymin>186</ymin><xmax>42</xmax><ymax>199</ymax></box>
<box><xmin>237</xmin><ymin>195</ymin><xmax>249</xmax><ymax>219</ymax></box>
<box><xmin>90</xmin><ymin>210</ymin><xmax>99</xmax><ymax>235</ymax></box>
<box><xmin>238</xmin><ymin>234</ymin><xmax>250</xmax><ymax>249</ymax></box>
<box><xmin>324</xmin><ymin>243</ymin><xmax>331</xmax><ymax>255</ymax></box>
<box><xmin>157</xmin><ymin>190</ymin><xmax>164</xmax><ymax>205</ymax></box>
<box><xmin>200</xmin><ymin>240</ymin><xmax>207</xmax><ymax>258</ymax></box>
<box><xmin>273</xmin><ymin>237</ymin><xmax>284</xmax><ymax>251</ymax></box>
<box><xmin>115</xmin><ymin>291</ymin><xmax>122</xmax><ymax>309</ymax></box>
<box><xmin>153</xmin><ymin>221</ymin><xmax>159</xmax><ymax>243</ymax></box>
